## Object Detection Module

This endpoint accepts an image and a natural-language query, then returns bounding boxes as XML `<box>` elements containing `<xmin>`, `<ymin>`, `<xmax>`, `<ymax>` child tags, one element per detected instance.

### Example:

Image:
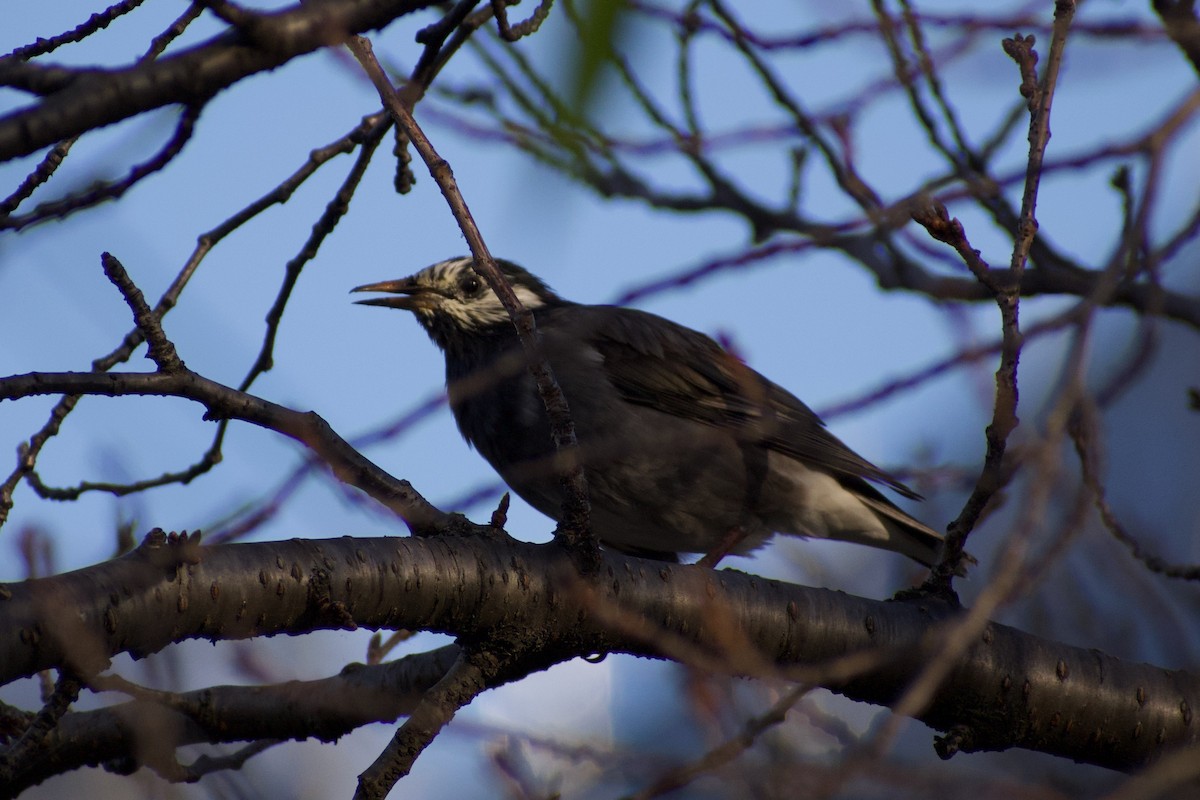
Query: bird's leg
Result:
<box><xmin>696</xmin><ymin>526</ymin><xmax>750</xmax><ymax>569</ymax></box>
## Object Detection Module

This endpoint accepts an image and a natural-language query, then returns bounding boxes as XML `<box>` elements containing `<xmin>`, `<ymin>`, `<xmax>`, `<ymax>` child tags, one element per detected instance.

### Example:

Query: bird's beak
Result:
<box><xmin>351</xmin><ymin>277</ymin><xmax>441</xmax><ymax>311</ymax></box>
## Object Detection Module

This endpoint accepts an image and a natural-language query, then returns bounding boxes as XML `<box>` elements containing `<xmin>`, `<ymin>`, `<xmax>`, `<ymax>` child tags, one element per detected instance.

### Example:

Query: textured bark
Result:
<box><xmin>1</xmin><ymin>646</ymin><xmax>461</xmax><ymax>795</ymax></box>
<box><xmin>0</xmin><ymin>0</ymin><xmax>434</xmax><ymax>161</ymax></box>
<box><xmin>1</xmin><ymin>531</ymin><xmax>1196</xmax><ymax>778</ymax></box>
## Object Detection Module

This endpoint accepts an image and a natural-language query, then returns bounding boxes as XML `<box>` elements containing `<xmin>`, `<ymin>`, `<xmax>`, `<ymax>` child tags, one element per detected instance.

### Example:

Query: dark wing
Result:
<box><xmin>571</xmin><ymin>304</ymin><xmax>921</xmax><ymax>500</ymax></box>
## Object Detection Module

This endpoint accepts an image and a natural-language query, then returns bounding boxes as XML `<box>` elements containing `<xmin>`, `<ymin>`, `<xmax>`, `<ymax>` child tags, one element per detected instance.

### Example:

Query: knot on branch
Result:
<box><xmin>934</xmin><ymin>724</ymin><xmax>975</xmax><ymax>760</ymax></box>
<box><xmin>308</xmin><ymin>567</ymin><xmax>357</xmax><ymax>629</ymax></box>
<box><xmin>135</xmin><ymin>528</ymin><xmax>203</xmax><ymax>571</ymax></box>
<box><xmin>1002</xmin><ymin>34</ymin><xmax>1040</xmax><ymax>109</ymax></box>
<box><xmin>910</xmin><ymin>198</ymin><xmax>963</xmax><ymax>246</ymax></box>
<box><xmin>101</xmin><ymin>252</ymin><xmax>185</xmax><ymax>373</ymax></box>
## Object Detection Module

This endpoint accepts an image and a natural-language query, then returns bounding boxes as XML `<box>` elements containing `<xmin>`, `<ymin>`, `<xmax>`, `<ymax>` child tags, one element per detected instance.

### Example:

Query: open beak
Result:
<box><xmin>351</xmin><ymin>277</ymin><xmax>441</xmax><ymax>311</ymax></box>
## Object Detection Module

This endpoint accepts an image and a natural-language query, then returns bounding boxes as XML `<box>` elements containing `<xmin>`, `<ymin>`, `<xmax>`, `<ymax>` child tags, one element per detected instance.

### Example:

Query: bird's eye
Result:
<box><xmin>460</xmin><ymin>275</ymin><xmax>482</xmax><ymax>295</ymax></box>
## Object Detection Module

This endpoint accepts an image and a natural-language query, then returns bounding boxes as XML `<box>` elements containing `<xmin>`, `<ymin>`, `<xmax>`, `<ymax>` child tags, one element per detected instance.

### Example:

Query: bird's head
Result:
<box><xmin>353</xmin><ymin>257</ymin><xmax>562</xmax><ymax>351</ymax></box>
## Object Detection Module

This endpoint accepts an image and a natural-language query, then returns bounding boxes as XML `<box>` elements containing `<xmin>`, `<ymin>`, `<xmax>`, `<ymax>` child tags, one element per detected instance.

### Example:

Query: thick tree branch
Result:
<box><xmin>1</xmin><ymin>645</ymin><xmax>461</xmax><ymax>795</ymax></box>
<box><xmin>0</xmin><ymin>0</ymin><xmax>434</xmax><ymax>161</ymax></box>
<box><xmin>1</xmin><ymin>532</ymin><xmax>1197</xmax><ymax>777</ymax></box>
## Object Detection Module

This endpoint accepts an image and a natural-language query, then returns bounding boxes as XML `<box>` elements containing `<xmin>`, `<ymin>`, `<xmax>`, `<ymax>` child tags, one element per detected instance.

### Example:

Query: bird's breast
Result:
<box><xmin>446</xmin><ymin>348</ymin><xmax>554</xmax><ymax>465</ymax></box>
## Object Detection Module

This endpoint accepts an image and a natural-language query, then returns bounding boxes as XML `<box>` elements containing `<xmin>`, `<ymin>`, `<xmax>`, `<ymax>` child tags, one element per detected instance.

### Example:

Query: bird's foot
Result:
<box><xmin>892</xmin><ymin>572</ymin><xmax>962</xmax><ymax>607</ymax></box>
<box><xmin>414</xmin><ymin>511</ymin><xmax>512</xmax><ymax>543</ymax></box>
<box><xmin>696</xmin><ymin>526</ymin><xmax>750</xmax><ymax>569</ymax></box>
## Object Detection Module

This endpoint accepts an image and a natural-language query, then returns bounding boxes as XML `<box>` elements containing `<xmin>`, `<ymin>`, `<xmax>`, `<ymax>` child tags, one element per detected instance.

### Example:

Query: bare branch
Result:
<box><xmin>1</xmin><ymin>105</ymin><xmax>200</xmax><ymax>231</ymax></box>
<box><xmin>1</xmin><ymin>534</ymin><xmax>1197</xmax><ymax>776</ymax></box>
<box><xmin>0</xmin><ymin>671</ymin><xmax>81</xmax><ymax>781</ymax></box>
<box><xmin>100</xmin><ymin>253</ymin><xmax>185</xmax><ymax>373</ymax></box>
<box><xmin>2</xmin><ymin>645</ymin><xmax>462</xmax><ymax>793</ymax></box>
<box><xmin>492</xmin><ymin>0</ymin><xmax>556</xmax><ymax>41</ymax></box>
<box><xmin>0</xmin><ymin>370</ymin><xmax>448</xmax><ymax>531</ymax></box>
<box><xmin>0</xmin><ymin>0</ymin><xmax>429</xmax><ymax>161</ymax></box>
<box><xmin>2</xmin><ymin>0</ymin><xmax>148</xmax><ymax>61</ymax></box>
<box><xmin>356</xmin><ymin>648</ymin><xmax>500</xmax><ymax>799</ymax></box>
<box><xmin>1071</xmin><ymin>400</ymin><xmax>1200</xmax><ymax>581</ymax></box>
<box><xmin>927</xmin><ymin>7</ymin><xmax>1076</xmax><ymax>581</ymax></box>
<box><xmin>630</xmin><ymin>685</ymin><xmax>810</xmax><ymax>799</ymax></box>
<box><xmin>237</xmin><ymin>122</ymin><xmax>387</xmax><ymax>393</ymax></box>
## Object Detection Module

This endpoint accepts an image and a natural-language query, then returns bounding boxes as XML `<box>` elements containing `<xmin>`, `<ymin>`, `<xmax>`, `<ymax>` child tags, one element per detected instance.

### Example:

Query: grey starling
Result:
<box><xmin>354</xmin><ymin>257</ymin><xmax>946</xmax><ymax>567</ymax></box>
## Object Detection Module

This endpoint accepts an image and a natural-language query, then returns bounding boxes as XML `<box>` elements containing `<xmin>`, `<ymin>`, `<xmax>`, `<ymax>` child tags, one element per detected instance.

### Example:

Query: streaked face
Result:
<box><xmin>354</xmin><ymin>257</ymin><xmax>551</xmax><ymax>334</ymax></box>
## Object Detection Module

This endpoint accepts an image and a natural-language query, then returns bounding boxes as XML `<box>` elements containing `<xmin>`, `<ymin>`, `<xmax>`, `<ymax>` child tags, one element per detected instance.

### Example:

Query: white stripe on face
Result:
<box><xmin>414</xmin><ymin>259</ymin><xmax>547</xmax><ymax>330</ymax></box>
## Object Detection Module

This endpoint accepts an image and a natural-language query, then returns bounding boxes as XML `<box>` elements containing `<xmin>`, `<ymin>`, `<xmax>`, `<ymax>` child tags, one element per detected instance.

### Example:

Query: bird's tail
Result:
<box><xmin>854</xmin><ymin>494</ymin><xmax>971</xmax><ymax>575</ymax></box>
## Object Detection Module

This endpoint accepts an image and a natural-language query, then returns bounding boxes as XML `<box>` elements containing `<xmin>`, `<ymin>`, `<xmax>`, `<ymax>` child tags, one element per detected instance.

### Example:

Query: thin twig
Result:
<box><xmin>183</xmin><ymin>739</ymin><xmax>283</xmax><ymax>780</ymax></box>
<box><xmin>1</xmin><ymin>3</ymin><xmax>204</xmax><ymax>224</ymax></box>
<box><xmin>628</xmin><ymin>684</ymin><xmax>810</xmax><ymax>799</ymax></box>
<box><xmin>0</xmin><ymin>111</ymin><xmax>391</xmax><ymax>522</ymax></box>
<box><xmin>1071</xmin><ymin>401</ymin><xmax>1200</xmax><ymax>581</ymax></box>
<box><xmin>492</xmin><ymin>0</ymin><xmax>556</xmax><ymax>41</ymax></box>
<box><xmin>237</xmin><ymin>122</ymin><xmax>386</xmax><ymax>393</ymax></box>
<box><xmin>1</xmin><ymin>371</ymin><xmax>451</xmax><ymax>532</ymax></box>
<box><xmin>932</xmin><ymin>5</ymin><xmax>1076</xmax><ymax>582</ymax></box>
<box><xmin>347</xmin><ymin>35</ymin><xmax>597</xmax><ymax>567</ymax></box>
<box><xmin>354</xmin><ymin>647</ymin><xmax>503</xmax><ymax>800</ymax></box>
<box><xmin>1</xmin><ymin>105</ymin><xmax>201</xmax><ymax>231</ymax></box>
<box><xmin>1</xmin><ymin>0</ymin><xmax>147</xmax><ymax>61</ymax></box>
<box><xmin>100</xmin><ymin>253</ymin><xmax>185</xmax><ymax>373</ymax></box>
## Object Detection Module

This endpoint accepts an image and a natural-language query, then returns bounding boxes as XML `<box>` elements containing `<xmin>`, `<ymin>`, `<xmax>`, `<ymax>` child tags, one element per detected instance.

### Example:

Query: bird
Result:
<box><xmin>353</xmin><ymin>256</ymin><xmax>947</xmax><ymax>569</ymax></box>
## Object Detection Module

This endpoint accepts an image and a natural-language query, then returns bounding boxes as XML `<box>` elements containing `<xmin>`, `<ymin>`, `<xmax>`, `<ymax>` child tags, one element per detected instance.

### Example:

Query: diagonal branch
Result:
<box><xmin>0</xmin><ymin>0</ymin><xmax>433</xmax><ymax>161</ymax></box>
<box><xmin>355</xmin><ymin>646</ymin><xmax>504</xmax><ymax>799</ymax></box>
<box><xmin>1</xmin><ymin>645</ymin><xmax>462</xmax><ymax>794</ymax></box>
<box><xmin>0</xmin><ymin>369</ymin><xmax>448</xmax><ymax>532</ymax></box>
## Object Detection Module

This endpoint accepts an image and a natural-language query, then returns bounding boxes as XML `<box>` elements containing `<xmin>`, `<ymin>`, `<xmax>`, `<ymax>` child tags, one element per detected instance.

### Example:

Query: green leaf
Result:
<box><xmin>566</xmin><ymin>0</ymin><xmax>631</xmax><ymax>121</ymax></box>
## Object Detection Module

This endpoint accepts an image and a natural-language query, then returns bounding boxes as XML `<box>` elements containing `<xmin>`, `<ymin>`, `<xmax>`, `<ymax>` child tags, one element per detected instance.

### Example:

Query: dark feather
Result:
<box><xmin>563</xmin><ymin>304</ymin><xmax>923</xmax><ymax>500</ymax></box>
<box><xmin>357</xmin><ymin>257</ymin><xmax>951</xmax><ymax>569</ymax></box>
